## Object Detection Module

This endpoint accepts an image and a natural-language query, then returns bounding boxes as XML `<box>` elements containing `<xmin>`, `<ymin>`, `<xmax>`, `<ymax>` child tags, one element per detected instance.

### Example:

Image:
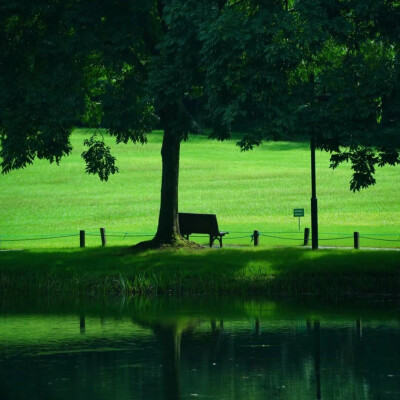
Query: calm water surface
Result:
<box><xmin>0</xmin><ymin>296</ymin><xmax>399</xmax><ymax>400</ymax></box>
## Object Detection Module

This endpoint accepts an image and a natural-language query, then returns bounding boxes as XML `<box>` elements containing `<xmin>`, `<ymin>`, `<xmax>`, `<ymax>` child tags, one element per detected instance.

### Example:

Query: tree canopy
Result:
<box><xmin>1</xmin><ymin>0</ymin><xmax>218</xmax><ymax>246</ymax></box>
<box><xmin>210</xmin><ymin>0</ymin><xmax>400</xmax><ymax>191</ymax></box>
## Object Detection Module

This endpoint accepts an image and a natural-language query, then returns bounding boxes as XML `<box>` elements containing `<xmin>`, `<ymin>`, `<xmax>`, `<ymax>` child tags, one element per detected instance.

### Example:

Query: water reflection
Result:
<box><xmin>0</xmin><ymin>296</ymin><xmax>399</xmax><ymax>400</ymax></box>
<box><xmin>314</xmin><ymin>320</ymin><xmax>321</xmax><ymax>400</ymax></box>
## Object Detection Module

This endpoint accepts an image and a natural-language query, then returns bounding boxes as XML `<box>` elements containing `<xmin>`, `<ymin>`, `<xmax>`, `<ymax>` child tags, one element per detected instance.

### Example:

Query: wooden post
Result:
<box><xmin>304</xmin><ymin>228</ymin><xmax>310</xmax><ymax>246</ymax></box>
<box><xmin>100</xmin><ymin>227</ymin><xmax>106</xmax><ymax>246</ymax></box>
<box><xmin>80</xmin><ymin>230</ymin><xmax>85</xmax><ymax>248</ymax></box>
<box><xmin>253</xmin><ymin>230</ymin><xmax>259</xmax><ymax>246</ymax></box>
<box><xmin>354</xmin><ymin>231</ymin><xmax>360</xmax><ymax>249</ymax></box>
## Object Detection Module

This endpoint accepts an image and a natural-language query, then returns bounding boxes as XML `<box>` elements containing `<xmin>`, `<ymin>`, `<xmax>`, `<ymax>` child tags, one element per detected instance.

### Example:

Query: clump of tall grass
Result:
<box><xmin>1</xmin><ymin>270</ymin><xmax>399</xmax><ymax>299</ymax></box>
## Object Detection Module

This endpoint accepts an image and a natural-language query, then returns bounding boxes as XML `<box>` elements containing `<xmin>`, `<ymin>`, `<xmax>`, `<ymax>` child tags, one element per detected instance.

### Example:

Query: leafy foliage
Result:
<box><xmin>1</xmin><ymin>0</ymin><xmax>399</xmax><ymax>193</ymax></box>
<box><xmin>81</xmin><ymin>135</ymin><xmax>118</xmax><ymax>182</ymax></box>
<box><xmin>210</xmin><ymin>0</ymin><xmax>400</xmax><ymax>190</ymax></box>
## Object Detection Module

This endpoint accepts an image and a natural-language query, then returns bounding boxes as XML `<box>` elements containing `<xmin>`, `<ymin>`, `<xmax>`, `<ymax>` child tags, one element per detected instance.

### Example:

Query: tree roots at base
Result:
<box><xmin>129</xmin><ymin>235</ymin><xmax>203</xmax><ymax>252</ymax></box>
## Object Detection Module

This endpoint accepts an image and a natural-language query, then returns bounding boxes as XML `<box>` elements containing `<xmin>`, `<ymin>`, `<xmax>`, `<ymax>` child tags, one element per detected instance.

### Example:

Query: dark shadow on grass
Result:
<box><xmin>0</xmin><ymin>246</ymin><xmax>399</xmax><ymax>297</ymax></box>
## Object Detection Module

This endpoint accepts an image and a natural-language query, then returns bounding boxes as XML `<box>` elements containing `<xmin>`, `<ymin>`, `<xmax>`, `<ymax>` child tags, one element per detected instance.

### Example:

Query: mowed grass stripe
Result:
<box><xmin>1</xmin><ymin>129</ymin><xmax>400</xmax><ymax>248</ymax></box>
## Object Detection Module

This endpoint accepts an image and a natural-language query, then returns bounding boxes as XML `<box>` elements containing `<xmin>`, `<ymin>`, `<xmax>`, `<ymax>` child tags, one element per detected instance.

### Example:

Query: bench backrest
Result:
<box><xmin>179</xmin><ymin>213</ymin><xmax>220</xmax><ymax>235</ymax></box>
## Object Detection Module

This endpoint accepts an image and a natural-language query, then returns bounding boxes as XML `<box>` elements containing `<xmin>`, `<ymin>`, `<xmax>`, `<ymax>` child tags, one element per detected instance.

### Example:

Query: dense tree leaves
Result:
<box><xmin>82</xmin><ymin>135</ymin><xmax>118</xmax><ymax>182</ymax></box>
<box><xmin>307</xmin><ymin>1</ymin><xmax>400</xmax><ymax>191</ymax></box>
<box><xmin>0</xmin><ymin>0</ymin><xmax>251</xmax><ymax>244</ymax></box>
<box><xmin>0</xmin><ymin>1</ymin><xmax>85</xmax><ymax>171</ymax></box>
<box><xmin>212</xmin><ymin>0</ymin><xmax>400</xmax><ymax>191</ymax></box>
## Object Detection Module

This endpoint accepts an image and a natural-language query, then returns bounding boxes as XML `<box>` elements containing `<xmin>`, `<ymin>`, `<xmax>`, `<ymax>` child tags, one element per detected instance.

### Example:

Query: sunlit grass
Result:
<box><xmin>0</xmin><ymin>315</ymin><xmax>151</xmax><ymax>346</ymax></box>
<box><xmin>1</xmin><ymin>129</ymin><xmax>400</xmax><ymax>248</ymax></box>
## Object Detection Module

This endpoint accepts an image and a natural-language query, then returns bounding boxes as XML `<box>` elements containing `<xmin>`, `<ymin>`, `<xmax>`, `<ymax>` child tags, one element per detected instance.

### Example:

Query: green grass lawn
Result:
<box><xmin>1</xmin><ymin>128</ymin><xmax>400</xmax><ymax>249</ymax></box>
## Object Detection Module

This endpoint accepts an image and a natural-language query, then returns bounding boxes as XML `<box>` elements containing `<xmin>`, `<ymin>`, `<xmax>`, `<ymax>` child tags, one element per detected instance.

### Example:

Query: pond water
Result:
<box><xmin>0</xmin><ymin>296</ymin><xmax>399</xmax><ymax>400</ymax></box>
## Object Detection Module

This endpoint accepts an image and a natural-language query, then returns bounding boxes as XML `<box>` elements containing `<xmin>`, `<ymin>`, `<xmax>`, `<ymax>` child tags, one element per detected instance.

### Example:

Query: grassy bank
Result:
<box><xmin>1</xmin><ymin>129</ymin><xmax>400</xmax><ymax>249</ymax></box>
<box><xmin>1</xmin><ymin>246</ymin><xmax>399</xmax><ymax>297</ymax></box>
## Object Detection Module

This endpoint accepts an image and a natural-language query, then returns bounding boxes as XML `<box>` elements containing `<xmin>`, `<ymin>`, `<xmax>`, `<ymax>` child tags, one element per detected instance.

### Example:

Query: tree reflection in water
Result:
<box><xmin>153</xmin><ymin>325</ymin><xmax>181</xmax><ymax>400</ymax></box>
<box><xmin>0</xmin><ymin>296</ymin><xmax>399</xmax><ymax>400</ymax></box>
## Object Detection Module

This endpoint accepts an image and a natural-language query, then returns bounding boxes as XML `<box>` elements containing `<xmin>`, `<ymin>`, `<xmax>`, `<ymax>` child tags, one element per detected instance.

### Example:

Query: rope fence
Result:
<box><xmin>259</xmin><ymin>233</ymin><xmax>303</xmax><ymax>241</ymax></box>
<box><xmin>0</xmin><ymin>234</ymin><xmax>79</xmax><ymax>242</ymax></box>
<box><xmin>318</xmin><ymin>236</ymin><xmax>353</xmax><ymax>241</ymax></box>
<box><xmin>1</xmin><ymin>228</ymin><xmax>400</xmax><ymax>249</ymax></box>
<box><xmin>360</xmin><ymin>236</ymin><xmax>400</xmax><ymax>242</ymax></box>
<box><xmin>85</xmin><ymin>233</ymin><xmax>154</xmax><ymax>238</ymax></box>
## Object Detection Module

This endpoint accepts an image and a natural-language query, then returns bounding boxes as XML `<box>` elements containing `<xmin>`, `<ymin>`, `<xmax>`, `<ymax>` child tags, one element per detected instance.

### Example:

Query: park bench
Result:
<box><xmin>179</xmin><ymin>212</ymin><xmax>229</xmax><ymax>248</ymax></box>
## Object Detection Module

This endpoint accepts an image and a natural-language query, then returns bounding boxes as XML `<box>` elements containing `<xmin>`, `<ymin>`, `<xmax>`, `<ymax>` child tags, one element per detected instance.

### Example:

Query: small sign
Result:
<box><xmin>293</xmin><ymin>208</ymin><xmax>305</xmax><ymax>217</ymax></box>
<box><xmin>293</xmin><ymin>208</ymin><xmax>304</xmax><ymax>231</ymax></box>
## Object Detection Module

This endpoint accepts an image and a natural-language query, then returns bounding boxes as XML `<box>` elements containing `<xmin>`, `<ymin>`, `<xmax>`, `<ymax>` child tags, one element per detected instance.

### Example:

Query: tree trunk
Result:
<box><xmin>154</xmin><ymin>127</ymin><xmax>181</xmax><ymax>244</ymax></box>
<box><xmin>133</xmin><ymin>104</ymin><xmax>201</xmax><ymax>250</ymax></box>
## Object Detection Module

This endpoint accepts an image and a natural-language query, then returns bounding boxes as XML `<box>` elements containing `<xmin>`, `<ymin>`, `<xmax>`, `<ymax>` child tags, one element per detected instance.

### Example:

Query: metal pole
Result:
<box><xmin>311</xmin><ymin>135</ymin><xmax>318</xmax><ymax>250</ymax></box>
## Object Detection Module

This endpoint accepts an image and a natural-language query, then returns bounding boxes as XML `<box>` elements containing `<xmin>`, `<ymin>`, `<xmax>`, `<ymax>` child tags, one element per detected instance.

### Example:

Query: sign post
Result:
<box><xmin>293</xmin><ymin>208</ymin><xmax>305</xmax><ymax>231</ymax></box>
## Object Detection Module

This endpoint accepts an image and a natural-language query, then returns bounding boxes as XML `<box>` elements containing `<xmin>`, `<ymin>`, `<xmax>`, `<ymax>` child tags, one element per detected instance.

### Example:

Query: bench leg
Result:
<box><xmin>210</xmin><ymin>236</ymin><xmax>223</xmax><ymax>248</ymax></box>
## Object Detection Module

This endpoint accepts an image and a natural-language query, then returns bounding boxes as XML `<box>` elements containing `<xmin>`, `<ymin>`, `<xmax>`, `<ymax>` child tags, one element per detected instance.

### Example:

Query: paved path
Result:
<box><xmin>318</xmin><ymin>246</ymin><xmax>400</xmax><ymax>252</ymax></box>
